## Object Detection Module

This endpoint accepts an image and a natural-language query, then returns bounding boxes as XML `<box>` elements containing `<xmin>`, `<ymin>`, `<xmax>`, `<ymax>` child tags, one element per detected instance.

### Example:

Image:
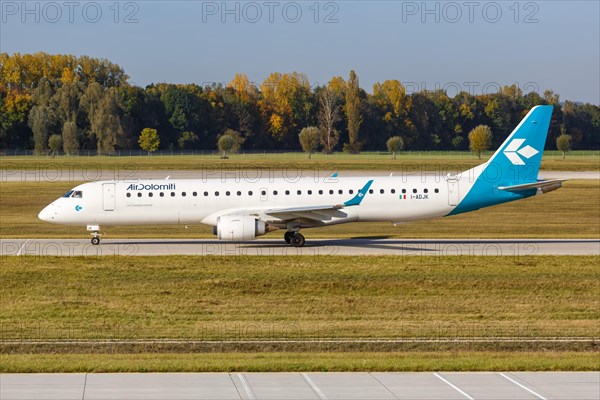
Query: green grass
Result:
<box><xmin>1</xmin><ymin>256</ymin><xmax>598</xmax><ymax>340</ymax></box>
<box><xmin>1</xmin><ymin>180</ymin><xmax>598</xmax><ymax>238</ymax></box>
<box><xmin>1</xmin><ymin>151</ymin><xmax>599</xmax><ymax>171</ymax></box>
<box><xmin>2</xmin><ymin>255</ymin><xmax>598</xmax><ymax>372</ymax></box>
<box><xmin>2</xmin><ymin>352</ymin><xmax>598</xmax><ymax>373</ymax></box>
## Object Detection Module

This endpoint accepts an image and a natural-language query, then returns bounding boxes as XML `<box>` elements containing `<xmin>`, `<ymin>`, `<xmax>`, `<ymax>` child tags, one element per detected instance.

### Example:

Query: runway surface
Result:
<box><xmin>1</xmin><ymin>372</ymin><xmax>598</xmax><ymax>399</ymax></box>
<box><xmin>1</xmin><ymin>169</ymin><xmax>598</xmax><ymax>182</ymax></box>
<box><xmin>2</xmin><ymin>238</ymin><xmax>599</xmax><ymax>256</ymax></box>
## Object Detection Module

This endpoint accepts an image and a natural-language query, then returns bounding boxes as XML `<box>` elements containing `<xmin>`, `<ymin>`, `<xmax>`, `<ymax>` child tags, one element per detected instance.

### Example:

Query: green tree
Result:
<box><xmin>468</xmin><ymin>125</ymin><xmax>493</xmax><ymax>159</ymax></box>
<box><xmin>217</xmin><ymin>129</ymin><xmax>244</xmax><ymax>159</ymax></box>
<box><xmin>28</xmin><ymin>105</ymin><xmax>55</xmax><ymax>155</ymax></box>
<box><xmin>298</xmin><ymin>126</ymin><xmax>320</xmax><ymax>159</ymax></box>
<box><xmin>48</xmin><ymin>134</ymin><xmax>63</xmax><ymax>158</ymax></box>
<box><xmin>178</xmin><ymin>131</ymin><xmax>199</xmax><ymax>150</ymax></box>
<box><xmin>386</xmin><ymin>136</ymin><xmax>404</xmax><ymax>160</ymax></box>
<box><xmin>556</xmin><ymin>133</ymin><xmax>572</xmax><ymax>160</ymax></box>
<box><xmin>62</xmin><ymin>119</ymin><xmax>79</xmax><ymax>155</ymax></box>
<box><xmin>344</xmin><ymin>70</ymin><xmax>363</xmax><ymax>153</ymax></box>
<box><xmin>138</xmin><ymin>128</ymin><xmax>160</xmax><ymax>156</ymax></box>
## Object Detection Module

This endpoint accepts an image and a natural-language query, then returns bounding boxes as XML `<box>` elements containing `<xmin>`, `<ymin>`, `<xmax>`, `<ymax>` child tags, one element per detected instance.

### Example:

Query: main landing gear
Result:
<box><xmin>284</xmin><ymin>231</ymin><xmax>305</xmax><ymax>247</ymax></box>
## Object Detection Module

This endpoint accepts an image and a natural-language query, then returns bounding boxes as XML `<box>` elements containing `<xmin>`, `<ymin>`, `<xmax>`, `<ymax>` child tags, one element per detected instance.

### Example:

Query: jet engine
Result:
<box><xmin>215</xmin><ymin>215</ymin><xmax>267</xmax><ymax>241</ymax></box>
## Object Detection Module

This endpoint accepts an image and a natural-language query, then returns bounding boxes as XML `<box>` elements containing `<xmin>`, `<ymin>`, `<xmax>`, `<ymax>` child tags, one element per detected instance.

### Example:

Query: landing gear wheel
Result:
<box><xmin>290</xmin><ymin>233</ymin><xmax>305</xmax><ymax>248</ymax></box>
<box><xmin>284</xmin><ymin>231</ymin><xmax>294</xmax><ymax>244</ymax></box>
<box><xmin>91</xmin><ymin>236</ymin><xmax>100</xmax><ymax>245</ymax></box>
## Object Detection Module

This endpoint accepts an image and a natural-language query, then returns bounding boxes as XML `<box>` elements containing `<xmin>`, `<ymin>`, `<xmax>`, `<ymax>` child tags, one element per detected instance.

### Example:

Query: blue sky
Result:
<box><xmin>1</xmin><ymin>1</ymin><xmax>599</xmax><ymax>103</ymax></box>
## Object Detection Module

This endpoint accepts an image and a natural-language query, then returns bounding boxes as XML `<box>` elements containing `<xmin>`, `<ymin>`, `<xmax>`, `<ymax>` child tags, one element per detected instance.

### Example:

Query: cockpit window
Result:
<box><xmin>62</xmin><ymin>190</ymin><xmax>82</xmax><ymax>198</ymax></box>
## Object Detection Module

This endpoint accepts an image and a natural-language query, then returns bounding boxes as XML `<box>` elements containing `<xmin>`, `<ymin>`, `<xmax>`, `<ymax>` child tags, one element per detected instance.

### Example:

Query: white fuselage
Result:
<box><xmin>38</xmin><ymin>175</ymin><xmax>465</xmax><ymax>229</ymax></box>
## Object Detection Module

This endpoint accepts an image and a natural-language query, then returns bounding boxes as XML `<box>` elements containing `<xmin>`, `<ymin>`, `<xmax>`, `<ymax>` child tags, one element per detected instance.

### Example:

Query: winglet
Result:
<box><xmin>343</xmin><ymin>180</ymin><xmax>373</xmax><ymax>207</ymax></box>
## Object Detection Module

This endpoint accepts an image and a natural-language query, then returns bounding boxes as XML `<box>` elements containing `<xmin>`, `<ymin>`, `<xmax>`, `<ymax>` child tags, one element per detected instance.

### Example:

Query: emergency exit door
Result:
<box><xmin>102</xmin><ymin>183</ymin><xmax>116</xmax><ymax>211</ymax></box>
<box><xmin>447</xmin><ymin>179</ymin><xmax>459</xmax><ymax>206</ymax></box>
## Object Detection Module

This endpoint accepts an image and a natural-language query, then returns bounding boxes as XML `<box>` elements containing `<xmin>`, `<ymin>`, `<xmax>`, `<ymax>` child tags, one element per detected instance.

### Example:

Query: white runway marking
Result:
<box><xmin>237</xmin><ymin>373</ymin><xmax>256</xmax><ymax>400</ymax></box>
<box><xmin>301</xmin><ymin>373</ymin><xmax>328</xmax><ymax>400</ymax></box>
<box><xmin>15</xmin><ymin>239</ymin><xmax>30</xmax><ymax>256</ymax></box>
<box><xmin>433</xmin><ymin>373</ymin><xmax>475</xmax><ymax>400</ymax></box>
<box><xmin>500</xmin><ymin>372</ymin><xmax>548</xmax><ymax>400</ymax></box>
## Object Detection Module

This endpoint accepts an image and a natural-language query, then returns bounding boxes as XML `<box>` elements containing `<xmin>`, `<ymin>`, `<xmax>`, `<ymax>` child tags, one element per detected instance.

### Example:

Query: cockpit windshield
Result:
<box><xmin>61</xmin><ymin>190</ymin><xmax>82</xmax><ymax>198</ymax></box>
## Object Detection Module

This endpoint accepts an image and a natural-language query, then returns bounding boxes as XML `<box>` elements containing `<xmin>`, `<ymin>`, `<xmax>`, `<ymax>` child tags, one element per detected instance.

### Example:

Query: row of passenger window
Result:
<box><xmin>126</xmin><ymin>188</ymin><xmax>440</xmax><ymax>198</ymax></box>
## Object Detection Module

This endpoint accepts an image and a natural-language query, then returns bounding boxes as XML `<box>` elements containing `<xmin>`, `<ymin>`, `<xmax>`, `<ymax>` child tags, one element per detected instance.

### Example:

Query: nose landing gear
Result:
<box><xmin>87</xmin><ymin>225</ymin><xmax>101</xmax><ymax>245</ymax></box>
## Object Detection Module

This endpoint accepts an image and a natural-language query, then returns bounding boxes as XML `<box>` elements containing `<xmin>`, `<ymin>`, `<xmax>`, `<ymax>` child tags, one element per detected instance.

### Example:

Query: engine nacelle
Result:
<box><xmin>216</xmin><ymin>215</ymin><xmax>266</xmax><ymax>241</ymax></box>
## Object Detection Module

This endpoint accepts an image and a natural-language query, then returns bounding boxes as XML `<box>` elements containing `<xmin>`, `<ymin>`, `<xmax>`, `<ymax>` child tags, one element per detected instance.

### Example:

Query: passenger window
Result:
<box><xmin>413</xmin><ymin>189</ymin><xmax>417</xmax><ymax>194</ymax></box>
<box><xmin>435</xmin><ymin>188</ymin><xmax>439</xmax><ymax>193</ymax></box>
<box><xmin>261</xmin><ymin>190</ymin><xmax>267</xmax><ymax>196</ymax></box>
<box><xmin>160</xmin><ymin>192</ymin><xmax>164</xmax><ymax>197</ymax></box>
<box><xmin>248</xmin><ymin>191</ymin><xmax>253</xmax><ymax>196</ymax></box>
<box><xmin>319</xmin><ymin>190</ymin><xmax>323</xmax><ymax>195</ymax></box>
<box><xmin>204</xmin><ymin>192</ymin><xmax>208</xmax><ymax>196</ymax></box>
<box><xmin>402</xmin><ymin>189</ymin><xmax>406</xmax><ymax>194</ymax></box>
<box><xmin>215</xmin><ymin>192</ymin><xmax>219</xmax><ymax>196</ymax></box>
<box><xmin>182</xmin><ymin>192</ymin><xmax>186</xmax><ymax>197</ymax></box>
<box><xmin>137</xmin><ymin>193</ymin><xmax>142</xmax><ymax>197</ymax></box>
<box><xmin>369</xmin><ymin>189</ymin><xmax>374</xmax><ymax>194</ymax></box>
<box><xmin>391</xmin><ymin>189</ymin><xmax>396</xmax><ymax>194</ymax></box>
<box><xmin>308</xmin><ymin>190</ymin><xmax>312</xmax><ymax>195</ymax></box>
<box><xmin>149</xmin><ymin>192</ymin><xmax>153</xmax><ymax>197</ymax></box>
<box><xmin>193</xmin><ymin>192</ymin><xmax>197</xmax><ymax>197</ymax></box>
<box><xmin>424</xmin><ymin>189</ymin><xmax>428</xmax><ymax>194</ymax></box>
<box><xmin>171</xmin><ymin>192</ymin><xmax>175</xmax><ymax>197</ymax></box>
<box><xmin>380</xmin><ymin>189</ymin><xmax>385</xmax><ymax>194</ymax></box>
<box><xmin>338</xmin><ymin>190</ymin><xmax>343</xmax><ymax>195</ymax></box>
<box><xmin>297</xmin><ymin>190</ymin><xmax>302</xmax><ymax>195</ymax></box>
<box><xmin>126</xmin><ymin>193</ymin><xmax>131</xmax><ymax>198</ymax></box>
<box><xmin>226</xmin><ymin>191</ymin><xmax>230</xmax><ymax>196</ymax></box>
<box><xmin>349</xmin><ymin>189</ymin><xmax>354</xmax><ymax>194</ymax></box>
<box><xmin>273</xmin><ymin>190</ymin><xmax>278</xmax><ymax>195</ymax></box>
<box><xmin>329</xmin><ymin>190</ymin><xmax>334</xmax><ymax>195</ymax></box>
<box><xmin>237</xmin><ymin>191</ymin><xmax>241</xmax><ymax>196</ymax></box>
<box><xmin>285</xmin><ymin>190</ymin><xmax>290</xmax><ymax>195</ymax></box>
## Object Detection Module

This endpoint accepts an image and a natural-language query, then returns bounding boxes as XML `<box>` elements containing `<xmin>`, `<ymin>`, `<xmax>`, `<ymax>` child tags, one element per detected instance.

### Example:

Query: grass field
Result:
<box><xmin>1</xmin><ymin>151</ymin><xmax>599</xmax><ymax>171</ymax></box>
<box><xmin>1</xmin><ymin>255</ymin><xmax>598</xmax><ymax>372</ymax></box>
<box><xmin>2</xmin><ymin>352</ymin><xmax>598</xmax><ymax>373</ymax></box>
<box><xmin>1</xmin><ymin>180</ymin><xmax>598</xmax><ymax>238</ymax></box>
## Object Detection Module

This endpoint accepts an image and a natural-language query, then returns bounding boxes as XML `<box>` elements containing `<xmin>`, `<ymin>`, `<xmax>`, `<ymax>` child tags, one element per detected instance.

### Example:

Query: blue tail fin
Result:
<box><xmin>449</xmin><ymin>105</ymin><xmax>554</xmax><ymax>215</ymax></box>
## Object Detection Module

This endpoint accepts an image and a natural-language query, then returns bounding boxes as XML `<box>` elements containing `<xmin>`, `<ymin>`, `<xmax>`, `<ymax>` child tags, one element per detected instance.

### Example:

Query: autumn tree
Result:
<box><xmin>48</xmin><ymin>134</ymin><xmax>62</xmax><ymax>158</ymax></box>
<box><xmin>317</xmin><ymin>87</ymin><xmax>341</xmax><ymax>154</ymax></box>
<box><xmin>556</xmin><ymin>132</ymin><xmax>572</xmax><ymax>160</ymax></box>
<box><xmin>89</xmin><ymin>88</ymin><xmax>125</xmax><ymax>154</ymax></box>
<box><xmin>298</xmin><ymin>126</ymin><xmax>320</xmax><ymax>159</ymax></box>
<box><xmin>62</xmin><ymin>120</ymin><xmax>79</xmax><ymax>155</ymax></box>
<box><xmin>139</xmin><ymin>128</ymin><xmax>160</xmax><ymax>156</ymax></box>
<box><xmin>344</xmin><ymin>70</ymin><xmax>363</xmax><ymax>153</ymax></box>
<box><xmin>387</xmin><ymin>136</ymin><xmax>404</xmax><ymax>160</ymax></box>
<box><xmin>218</xmin><ymin>129</ymin><xmax>244</xmax><ymax>159</ymax></box>
<box><xmin>468</xmin><ymin>125</ymin><xmax>493</xmax><ymax>159</ymax></box>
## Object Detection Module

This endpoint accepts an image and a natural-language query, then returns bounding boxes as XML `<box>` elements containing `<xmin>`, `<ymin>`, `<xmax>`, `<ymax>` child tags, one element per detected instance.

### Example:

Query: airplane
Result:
<box><xmin>38</xmin><ymin>105</ymin><xmax>564</xmax><ymax>247</ymax></box>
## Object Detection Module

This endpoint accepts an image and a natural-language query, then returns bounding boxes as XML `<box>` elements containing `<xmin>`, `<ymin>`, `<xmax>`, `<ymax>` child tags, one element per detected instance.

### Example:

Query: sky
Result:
<box><xmin>1</xmin><ymin>0</ymin><xmax>599</xmax><ymax>104</ymax></box>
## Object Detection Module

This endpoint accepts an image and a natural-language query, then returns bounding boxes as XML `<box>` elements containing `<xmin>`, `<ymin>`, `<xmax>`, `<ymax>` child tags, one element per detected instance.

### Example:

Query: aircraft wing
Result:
<box><xmin>224</xmin><ymin>180</ymin><xmax>373</xmax><ymax>224</ymax></box>
<box><xmin>498</xmin><ymin>179</ymin><xmax>566</xmax><ymax>192</ymax></box>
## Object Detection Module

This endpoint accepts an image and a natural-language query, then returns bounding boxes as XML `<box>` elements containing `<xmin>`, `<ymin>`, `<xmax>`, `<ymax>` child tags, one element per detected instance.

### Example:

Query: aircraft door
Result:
<box><xmin>102</xmin><ymin>183</ymin><xmax>116</xmax><ymax>211</ymax></box>
<box><xmin>447</xmin><ymin>179</ymin><xmax>459</xmax><ymax>206</ymax></box>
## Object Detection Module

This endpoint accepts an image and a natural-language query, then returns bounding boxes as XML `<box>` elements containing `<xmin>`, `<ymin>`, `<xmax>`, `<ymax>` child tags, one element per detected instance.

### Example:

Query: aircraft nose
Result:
<box><xmin>38</xmin><ymin>204</ymin><xmax>55</xmax><ymax>222</ymax></box>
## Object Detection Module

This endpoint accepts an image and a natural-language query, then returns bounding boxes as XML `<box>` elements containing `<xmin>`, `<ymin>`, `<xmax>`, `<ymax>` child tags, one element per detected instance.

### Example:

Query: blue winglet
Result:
<box><xmin>343</xmin><ymin>180</ymin><xmax>373</xmax><ymax>207</ymax></box>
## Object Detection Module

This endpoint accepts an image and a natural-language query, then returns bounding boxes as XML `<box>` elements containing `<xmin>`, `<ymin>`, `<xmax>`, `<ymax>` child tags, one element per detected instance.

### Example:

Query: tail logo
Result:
<box><xmin>503</xmin><ymin>139</ymin><xmax>539</xmax><ymax>165</ymax></box>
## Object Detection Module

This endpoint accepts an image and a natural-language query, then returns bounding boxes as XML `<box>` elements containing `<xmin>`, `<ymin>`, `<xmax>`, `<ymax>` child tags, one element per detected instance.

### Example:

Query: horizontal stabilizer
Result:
<box><xmin>498</xmin><ymin>179</ymin><xmax>566</xmax><ymax>192</ymax></box>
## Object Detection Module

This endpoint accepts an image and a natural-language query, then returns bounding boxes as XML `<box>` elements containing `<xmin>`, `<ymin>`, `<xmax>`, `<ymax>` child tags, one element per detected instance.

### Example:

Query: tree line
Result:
<box><xmin>1</xmin><ymin>52</ymin><xmax>598</xmax><ymax>155</ymax></box>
